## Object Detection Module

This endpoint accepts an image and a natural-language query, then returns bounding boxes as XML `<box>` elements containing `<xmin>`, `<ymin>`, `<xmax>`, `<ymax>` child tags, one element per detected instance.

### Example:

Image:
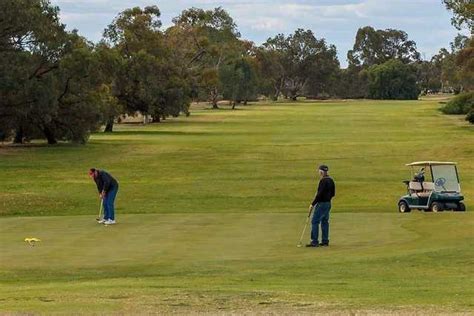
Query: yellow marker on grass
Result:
<box><xmin>24</xmin><ymin>238</ymin><xmax>41</xmax><ymax>246</ymax></box>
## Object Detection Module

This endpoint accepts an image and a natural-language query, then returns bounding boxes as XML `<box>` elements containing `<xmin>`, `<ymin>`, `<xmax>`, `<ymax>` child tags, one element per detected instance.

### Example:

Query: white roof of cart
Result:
<box><xmin>406</xmin><ymin>161</ymin><xmax>457</xmax><ymax>166</ymax></box>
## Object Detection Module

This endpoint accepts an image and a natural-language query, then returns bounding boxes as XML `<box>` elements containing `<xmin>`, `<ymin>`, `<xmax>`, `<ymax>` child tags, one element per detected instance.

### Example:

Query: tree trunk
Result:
<box><xmin>104</xmin><ymin>118</ymin><xmax>114</xmax><ymax>133</ymax></box>
<box><xmin>232</xmin><ymin>101</ymin><xmax>236</xmax><ymax>110</ymax></box>
<box><xmin>273</xmin><ymin>84</ymin><xmax>281</xmax><ymax>101</ymax></box>
<box><xmin>290</xmin><ymin>91</ymin><xmax>297</xmax><ymax>101</ymax></box>
<box><xmin>290</xmin><ymin>88</ymin><xmax>298</xmax><ymax>101</ymax></box>
<box><xmin>13</xmin><ymin>127</ymin><xmax>23</xmax><ymax>144</ymax></box>
<box><xmin>43</xmin><ymin>126</ymin><xmax>57</xmax><ymax>145</ymax></box>
<box><xmin>210</xmin><ymin>87</ymin><xmax>219</xmax><ymax>109</ymax></box>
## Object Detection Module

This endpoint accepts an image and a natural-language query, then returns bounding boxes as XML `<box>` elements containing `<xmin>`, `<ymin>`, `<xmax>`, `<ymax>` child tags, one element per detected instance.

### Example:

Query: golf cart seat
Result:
<box><xmin>409</xmin><ymin>181</ymin><xmax>434</xmax><ymax>197</ymax></box>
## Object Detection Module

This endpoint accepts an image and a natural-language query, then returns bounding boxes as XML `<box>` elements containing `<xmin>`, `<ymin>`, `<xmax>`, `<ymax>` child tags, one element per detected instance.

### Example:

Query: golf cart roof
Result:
<box><xmin>406</xmin><ymin>161</ymin><xmax>457</xmax><ymax>166</ymax></box>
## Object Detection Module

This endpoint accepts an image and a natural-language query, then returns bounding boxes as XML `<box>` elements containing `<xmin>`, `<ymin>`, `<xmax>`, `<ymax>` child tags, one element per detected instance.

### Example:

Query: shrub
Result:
<box><xmin>440</xmin><ymin>91</ymin><xmax>474</xmax><ymax>115</ymax></box>
<box><xmin>0</xmin><ymin>129</ymin><xmax>6</xmax><ymax>143</ymax></box>
<box><xmin>367</xmin><ymin>59</ymin><xmax>419</xmax><ymax>100</ymax></box>
<box><xmin>466</xmin><ymin>109</ymin><xmax>474</xmax><ymax>124</ymax></box>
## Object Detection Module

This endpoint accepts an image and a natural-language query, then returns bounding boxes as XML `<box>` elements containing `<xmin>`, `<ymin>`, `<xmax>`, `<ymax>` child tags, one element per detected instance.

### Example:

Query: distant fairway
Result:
<box><xmin>0</xmin><ymin>98</ymin><xmax>473</xmax><ymax>313</ymax></box>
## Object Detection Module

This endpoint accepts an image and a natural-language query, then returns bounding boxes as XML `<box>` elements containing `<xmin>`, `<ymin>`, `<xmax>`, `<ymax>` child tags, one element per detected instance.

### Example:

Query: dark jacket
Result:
<box><xmin>311</xmin><ymin>176</ymin><xmax>335</xmax><ymax>205</ymax></box>
<box><xmin>94</xmin><ymin>170</ymin><xmax>118</xmax><ymax>194</ymax></box>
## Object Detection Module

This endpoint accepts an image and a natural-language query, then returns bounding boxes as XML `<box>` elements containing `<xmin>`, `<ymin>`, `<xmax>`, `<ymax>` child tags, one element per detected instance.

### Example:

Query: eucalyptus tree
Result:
<box><xmin>443</xmin><ymin>0</ymin><xmax>473</xmax><ymax>33</ymax></box>
<box><xmin>103</xmin><ymin>6</ymin><xmax>191</xmax><ymax>124</ymax></box>
<box><xmin>0</xmin><ymin>0</ymin><xmax>106</xmax><ymax>144</ymax></box>
<box><xmin>261</xmin><ymin>29</ymin><xmax>339</xmax><ymax>100</ymax></box>
<box><xmin>169</xmin><ymin>7</ymin><xmax>242</xmax><ymax>108</ymax></box>
<box><xmin>347</xmin><ymin>26</ymin><xmax>420</xmax><ymax>67</ymax></box>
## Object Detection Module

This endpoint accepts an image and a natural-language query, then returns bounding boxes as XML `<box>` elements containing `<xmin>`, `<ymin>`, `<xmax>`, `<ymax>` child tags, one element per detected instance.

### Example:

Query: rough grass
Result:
<box><xmin>0</xmin><ymin>97</ymin><xmax>473</xmax><ymax>314</ymax></box>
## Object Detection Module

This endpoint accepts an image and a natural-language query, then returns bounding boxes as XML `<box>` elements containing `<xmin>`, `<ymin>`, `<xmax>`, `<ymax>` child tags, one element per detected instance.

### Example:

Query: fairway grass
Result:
<box><xmin>0</xmin><ymin>98</ymin><xmax>473</xmax><ymax>313</ymax></box>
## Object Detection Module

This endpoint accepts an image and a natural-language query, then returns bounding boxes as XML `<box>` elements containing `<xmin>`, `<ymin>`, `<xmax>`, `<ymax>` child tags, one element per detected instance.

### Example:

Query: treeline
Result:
<box><xmin>0</xmin><ymin>1</ymin><xmax>472</xmax><ymax>144</ymax></box>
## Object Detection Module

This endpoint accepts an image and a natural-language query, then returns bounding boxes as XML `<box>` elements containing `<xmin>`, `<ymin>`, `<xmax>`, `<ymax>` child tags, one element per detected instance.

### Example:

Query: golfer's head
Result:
<box><xmin>318</xmin><ymin>165</ymin><xmax>329</xmax><ymax>177</ymax></box>
<box><xmin>88</xmin><ymin>168</ymin><xmax>98</xmax><ymax>179</ymax></box>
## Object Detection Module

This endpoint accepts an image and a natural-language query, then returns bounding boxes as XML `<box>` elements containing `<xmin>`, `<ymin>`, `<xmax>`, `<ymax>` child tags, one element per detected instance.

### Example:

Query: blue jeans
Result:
<box><xmin>311</xmin><ymin>202</ymin><xmax>331</xmax><ymax>244</ymax></box>
<box><xmin>103</xmin><ymin>186</ymin><xmax>118</xmax><ymax>220</ymax></box>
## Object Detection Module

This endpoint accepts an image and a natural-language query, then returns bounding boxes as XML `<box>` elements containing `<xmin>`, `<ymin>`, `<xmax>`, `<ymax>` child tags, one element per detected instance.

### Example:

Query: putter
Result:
<box><xmin>297</xmin><ymin>204</ymin><xmax>315</xmax><ymax>247</ymax></box>
<box><xmin>96</xmin><ymin>198</ymin><xmax>103</xmax><ymax>222</ymax></box>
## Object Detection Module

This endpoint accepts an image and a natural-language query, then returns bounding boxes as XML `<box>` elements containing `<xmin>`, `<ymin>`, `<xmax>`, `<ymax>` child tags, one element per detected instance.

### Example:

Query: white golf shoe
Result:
<box><xmin>104</xmin><ymin>219</ymin><xmax>116</xmax><ymax>225</ymax></box>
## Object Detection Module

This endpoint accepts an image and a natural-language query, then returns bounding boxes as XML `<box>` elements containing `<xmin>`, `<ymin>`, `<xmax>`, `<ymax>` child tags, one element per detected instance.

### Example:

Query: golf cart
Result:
<box><xmin>398</xmin><ymin>161</ymin><xmax>466</xmax><ymax>213</ymax></box>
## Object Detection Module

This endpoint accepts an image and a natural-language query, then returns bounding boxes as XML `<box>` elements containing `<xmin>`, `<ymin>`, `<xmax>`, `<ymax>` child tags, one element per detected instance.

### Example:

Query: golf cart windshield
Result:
<box><xmin>431</xmin><ymin>165</ymin><xmax>460</xmax><ymax>192</ymax></box>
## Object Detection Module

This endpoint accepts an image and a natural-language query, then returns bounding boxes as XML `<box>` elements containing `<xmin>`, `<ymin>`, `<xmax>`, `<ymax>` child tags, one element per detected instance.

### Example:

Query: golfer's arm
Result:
<box><xmin>102</xmin><ymin>174</ymin><xmax>111</xmax><ymax>193</ymax></box>
<box><xmin>95</xmin><ymin>180</ymin><xmax>102</xmax><ymax>193</ymax></box>
<box><xmin>311</xmin><ymin>183</ymin><xmax>323</xmax><ymax>206</ymax></box>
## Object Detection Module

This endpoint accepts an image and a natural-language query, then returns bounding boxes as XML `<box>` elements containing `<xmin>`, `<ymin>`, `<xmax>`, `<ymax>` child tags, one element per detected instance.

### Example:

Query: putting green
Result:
<box><xmin>1</xmin><ymin>212</ymin><xmax>473</xmax><ymax>313</ymax></box>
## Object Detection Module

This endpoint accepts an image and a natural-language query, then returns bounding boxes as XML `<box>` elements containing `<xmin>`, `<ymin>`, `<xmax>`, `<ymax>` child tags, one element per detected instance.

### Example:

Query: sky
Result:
<box><xmin>50</xmin><ymin>0</ymin><xmax>468</xmax><ymax>67</ymax></box>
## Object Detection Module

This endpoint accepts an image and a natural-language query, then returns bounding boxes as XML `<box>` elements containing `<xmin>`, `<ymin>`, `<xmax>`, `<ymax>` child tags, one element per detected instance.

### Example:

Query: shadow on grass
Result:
<box><xmin>0</xmin><ymin>142</ymin><xmax>86</xmax><ymax>150</ymax></box>
<box><xmin>106</xmin><ymin>130</ymin><xmax>212</xmax><ymax>136</ymax></box>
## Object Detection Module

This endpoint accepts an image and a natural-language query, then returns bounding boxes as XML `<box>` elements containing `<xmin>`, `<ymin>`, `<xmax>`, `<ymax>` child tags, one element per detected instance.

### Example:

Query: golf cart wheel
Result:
<box><xmin>398</xmin><ymin>201</ymin><xmax>410</xmax><ymax>213</ymax></box>
<box><xmin>455</xmin><ymin>202</ymin><xmax>466</xmax><ymax>212</ymax></box>
<box><xmin>430</xmin><ymin>202</ymin><xmax>443</xmax><ymax>213</ymax></box>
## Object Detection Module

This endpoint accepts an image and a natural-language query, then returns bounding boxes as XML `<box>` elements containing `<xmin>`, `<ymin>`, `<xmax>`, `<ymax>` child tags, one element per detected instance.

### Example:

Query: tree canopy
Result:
<box><xmin>261</xmin><ymin>29</ymin><xmax>339</xmax><ymax>100</ymax></box>
<box><xmin>443</xmin><ymin>0</ymin><xmax>474</xmax><ymax>32</ymax></box>
<box><xmin>348</xmin><ymin>27</ymin><xmax>420</xmax><ymax>67</ymax></box>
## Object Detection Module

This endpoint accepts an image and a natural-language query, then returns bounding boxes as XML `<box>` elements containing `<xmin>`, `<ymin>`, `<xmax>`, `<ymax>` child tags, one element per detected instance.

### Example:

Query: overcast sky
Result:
<box><xmin>50</xmin><ymin>0</ymin><xmax>468</xmax><ymax>67</ymax></box>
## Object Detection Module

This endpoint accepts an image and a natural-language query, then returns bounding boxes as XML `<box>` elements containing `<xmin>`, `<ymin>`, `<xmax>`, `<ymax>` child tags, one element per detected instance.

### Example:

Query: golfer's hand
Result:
<box><xmin>100</xmin><ymin>192</ymin><xmax>106</xmax><ymax>199</ymax></box>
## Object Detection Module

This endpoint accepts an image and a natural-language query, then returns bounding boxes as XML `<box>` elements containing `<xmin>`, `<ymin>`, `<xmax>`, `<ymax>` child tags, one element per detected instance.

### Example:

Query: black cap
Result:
<box><xmin>319</xmin><ymin>165</ymin><xmax>329</xmax><ymax>172</ymax></box>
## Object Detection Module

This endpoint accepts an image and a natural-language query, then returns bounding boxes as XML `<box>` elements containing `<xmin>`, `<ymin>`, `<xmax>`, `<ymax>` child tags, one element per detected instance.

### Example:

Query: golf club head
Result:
<box><xmin>297</xmin><ymin>243</ymin><xmax>302</xmax><ymax>248</ymax></box>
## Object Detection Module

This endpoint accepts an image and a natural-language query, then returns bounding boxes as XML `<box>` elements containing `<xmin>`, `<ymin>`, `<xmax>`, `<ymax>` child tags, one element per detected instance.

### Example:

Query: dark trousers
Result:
<box><xmin>104</xmin><ymin>186</ymin><xmax>118</xmax><ymax>220</ymax></box>
<box><xmin>311</xmin><ymin>202</ymin><xmax>331</xmax><ymax>244</ymax></box>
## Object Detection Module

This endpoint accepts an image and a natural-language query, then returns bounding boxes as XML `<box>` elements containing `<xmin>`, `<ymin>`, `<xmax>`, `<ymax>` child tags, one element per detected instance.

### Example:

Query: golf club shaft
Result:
<box><xmin>298</xmin><ymin>204</ymin><xmax>315</xmax><ymax>245</ymax></box>
<box><xmin>97</xmin><ymin>198</ymin><xmax>103</xmax><ymax>220</ymax></box>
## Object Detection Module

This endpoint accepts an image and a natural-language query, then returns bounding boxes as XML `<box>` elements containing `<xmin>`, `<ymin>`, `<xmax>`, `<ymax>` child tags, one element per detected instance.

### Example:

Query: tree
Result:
<box><xmin>330</xmin><ymin>66</ymin><xmax>368</xmax><ymax>99</ymax></box>
<box><xmin>0</xmin><ymin>0</ymin><xmax>106</xmax><ymax>144</ymax></box>
<box><xmin>254</xmin><ymin>48</ymin><xmax>285</xmax><ymax>100</ymax></box>
<box><xmin>169</xmin><ymin>7</ymin><xmax>243</xmax><ymax>108</ymax></box>
<box><xmin>416</xmin><ymin>61</ymin><xmax>442</xmax><ymax>94</ymax></box>
<box><xmin>261</xmin><ymin>29</ymin><xmax>339</xmax><ymax>100</ymax></box>
<box><xmin>220</xmin><ymin>56</ymin><xmax>258</xmax><ymax>108</ymax></box>
<box><xmin>367</xmin><ymin>59</ymin><xmax>419</xmax><ymax>100</ymax></box>
<box><xmin>94</xmin><ymin>43</ymin><xmax>123</xmax><ymax>132</ymax></box>
<box><xmin>443</xmin><ymin>0</ymin><xmax>474</xmax><ymax>33</ymax></box>
<box><xmin>442</xmin><ymin>1</ymin><xmax>474</xmax><ymax>124</ymax></box>
<box><xmin>431</xmin><ymin>35</ymin><xmax>470</xmax><ymax>93</ymax></box>
<box><xmin>455</xmin><ymin>38</ymin><xmax>474</xmax><ymax>91</ymax></box>
<box><xmin>103</xmin><ymin>6</ymin><xmax>191</xmax><ymax>124</ymax></box>
<box><xmin>42</xmin><ymin>33</ymin><xmax>110</xmax><ymax>144</ymax></box>
<box><xmin>0</xmin><ymin>0</ymin><xmax>66</xmax><ymax>143</ymax></box>
<box><xmin>348</xmin><ymin>26</ymin><xmax>420</xmax><ymax>67</ymax></box>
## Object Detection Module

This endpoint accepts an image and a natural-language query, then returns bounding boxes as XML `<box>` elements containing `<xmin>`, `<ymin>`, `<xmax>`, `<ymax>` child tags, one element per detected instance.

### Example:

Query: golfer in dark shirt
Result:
<box><xmin>88</xmin><ymin>168</ymin><xmax>119</xmax><ymax>225</ymax></box>
<box><xmin>307</xmin><ymin>165</ymin><xmax>335</xmax><ymax>247</ymax></box>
